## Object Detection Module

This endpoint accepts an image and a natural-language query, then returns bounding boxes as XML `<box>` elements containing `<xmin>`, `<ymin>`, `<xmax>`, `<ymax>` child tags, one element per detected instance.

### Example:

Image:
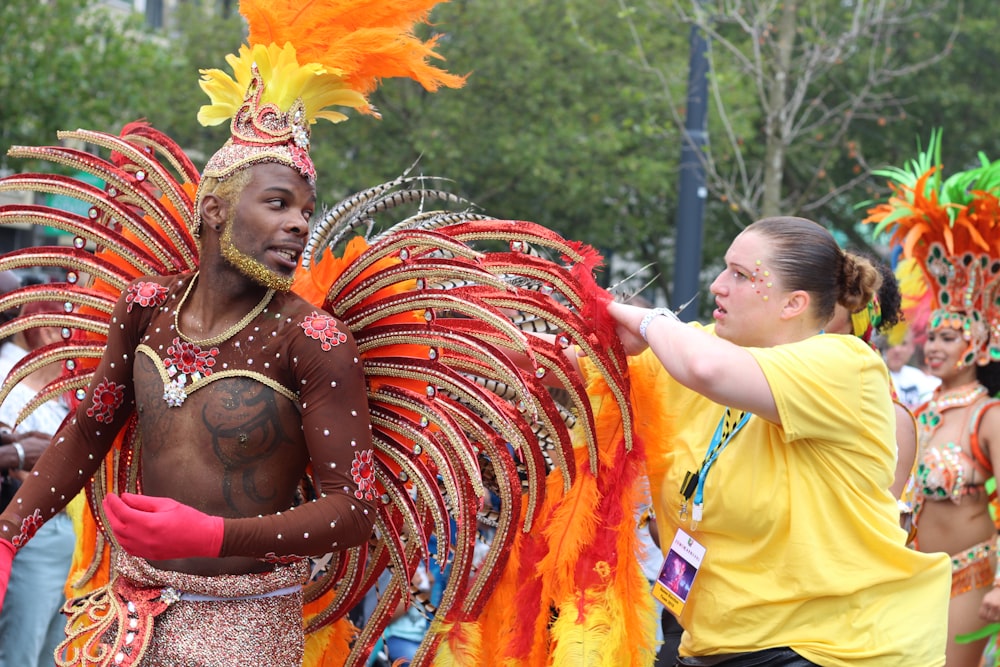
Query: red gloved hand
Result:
<box><xmin>103</xmin><ymin>493</ymin><xmax>224</xmax><ymax>560</ymax></box>
<box><xmin>0</xmin><ymin>539</ymin><xmax>14</xmax><ymax>611</ymax></box>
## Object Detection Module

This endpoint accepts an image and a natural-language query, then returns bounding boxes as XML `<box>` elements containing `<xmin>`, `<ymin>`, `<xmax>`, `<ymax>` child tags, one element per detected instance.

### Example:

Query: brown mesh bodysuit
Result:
<box><xmin>0</xmin><ymin>272</ymin><xmax>377</xmax><ymax>568</ymax></box>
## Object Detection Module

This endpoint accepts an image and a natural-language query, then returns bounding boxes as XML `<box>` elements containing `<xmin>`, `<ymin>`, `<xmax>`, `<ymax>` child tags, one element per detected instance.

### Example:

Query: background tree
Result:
<box><xmin>565</xmin><ymin>0</ymin><xmax>979</xmax><ymax>314</ymax></box>
<box><xmin>0</xmin><ymin>0</ymin><xmax>244</xmax><ymax>172</ymax></box>
<box><xmin>848</xmin><ymin>0</ymin><xmax>1000</xmax><ymax>214</ymax></box>
<box><xmin>2</xmin><ymin>0</ymin><xmax>691</xmax><ymax>299</ymax></box>
<box><xmin>318</xmin><ymin>0</ymin><xmax>688</xmax><ymax>296</ymax></box>
<box><xmin>4</xmin><ymin>0</ymin><xmax>998</xmax><ymax>315</ymax></box>
<box><xmin>604</xmin><ymin>0</ymin><xmax>958</xmax><ymax>220</ymax></box>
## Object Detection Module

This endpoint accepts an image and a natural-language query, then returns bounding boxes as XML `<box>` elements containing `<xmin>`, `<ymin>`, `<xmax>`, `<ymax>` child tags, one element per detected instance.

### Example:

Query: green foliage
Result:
<box><xmin>850</xmin><ymin>0</ymin><xmax>1000</xmax><ymax>189</ymax></box>
<box><xmin>6</xmin><ymin>0</ymin><xmax>1000</xmax><ymax>314</ymax></box>
<box><xmin>317</xmin><ymin>0</ymin><xmax>688</xmax><ymax>295</ymax></box>
<box><xmin>0</xmin><ymin>0</ymin><xmax>244</xmax><ymax>172</ymax></box>
<box><xmin>144</xmin><ymin>2</ymin><xmax>246</xmax><ymax>163</ymax></box>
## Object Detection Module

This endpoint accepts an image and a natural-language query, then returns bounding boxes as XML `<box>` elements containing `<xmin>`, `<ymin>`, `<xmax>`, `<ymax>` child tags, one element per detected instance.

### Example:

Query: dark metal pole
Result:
<box><xmin>672</xmin><ymin>16</ymin><xmax>710</xmax><ymax>321</ymax></box>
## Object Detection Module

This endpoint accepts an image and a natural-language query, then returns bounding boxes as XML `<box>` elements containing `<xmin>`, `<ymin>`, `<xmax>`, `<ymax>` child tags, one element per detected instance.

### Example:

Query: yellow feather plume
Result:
<box><xmin>302</xmin><ymin>616</ymin><xmax>355</xmax><ymax>667</ymax></box>
<box><xmin>549</xmin><ymin>586</ymin><xmax>656</xmax><ymax>667</ymax></box>
<box><xmin>198</xmin><ymin>43</ymin><xmax>367</xmax><ymax>127</ymax></box>
<box><xmin>891</xmin><ymin>256</ymin><xmax>932</xmax><ymax>345</ymax></box>
<box><xmin>430</xmin><ymin>620</ymin><xmax>483</xmax><ymax>667</ymax></box>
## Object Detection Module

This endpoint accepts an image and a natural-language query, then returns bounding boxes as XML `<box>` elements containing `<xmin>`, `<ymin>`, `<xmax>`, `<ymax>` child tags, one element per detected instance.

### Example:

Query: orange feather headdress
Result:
<box><xmin>864</xmin><ymin>130</ymin><xmax>1000</xmax><ymax>367</ymax></box>
<box><xmin>197</xmin><ymin>0</ymin><xmax>465</xmax><ymax>184</ymax></box>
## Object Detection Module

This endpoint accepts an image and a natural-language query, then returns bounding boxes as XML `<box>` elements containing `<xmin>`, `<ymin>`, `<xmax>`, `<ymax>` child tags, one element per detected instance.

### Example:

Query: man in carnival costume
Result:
<box><xmin>0</xmin><ymin>2</ymin><xmax>647</xmax><ymax>666</ymax></box>
<box><xmin>0</xmin><ymin>2</ymin><xmax>463</xmax><ymax>665</ymax></box>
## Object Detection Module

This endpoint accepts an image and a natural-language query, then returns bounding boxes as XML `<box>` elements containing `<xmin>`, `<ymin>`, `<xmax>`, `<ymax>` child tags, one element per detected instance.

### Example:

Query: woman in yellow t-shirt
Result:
<box><xmin>605</xmin><ymin>217</ymin><xmax>950</xmax><ymax>667</ymax></box>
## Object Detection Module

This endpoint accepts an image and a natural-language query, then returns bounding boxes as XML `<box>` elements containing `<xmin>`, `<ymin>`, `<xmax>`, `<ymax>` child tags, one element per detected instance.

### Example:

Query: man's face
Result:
<box><xmin>220</xmin><ymin>163</ymin><xmax>315</xmax><ymax>291</ymax></box>
<box><xmin>884</xmin><ymin>334</ymin><xmax>915</xmax><ymax>373</ymax></box>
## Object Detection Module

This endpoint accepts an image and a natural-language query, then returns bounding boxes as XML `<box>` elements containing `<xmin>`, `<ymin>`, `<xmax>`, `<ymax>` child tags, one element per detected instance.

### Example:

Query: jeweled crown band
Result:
<box><xmin>202</xmin><ymin>66</ymin><xmax>315</xmax><ymax>184</ymax></box>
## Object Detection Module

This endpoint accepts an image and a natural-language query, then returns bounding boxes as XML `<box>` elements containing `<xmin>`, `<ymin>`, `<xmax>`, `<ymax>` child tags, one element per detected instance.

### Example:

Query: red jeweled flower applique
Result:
<box><xmin>351</xmin><ymin>449</ymin><xmax>376</xmax><ymax>501</ymax></box>
<box><xmin>86</xmin><ymin>379</ymin><xmax>125</xmax><ymax>423</ymax></box>
<box><xmin>162</xmin><ymin>338</ymin><xmax>219</xmax><ymax>407</ymax></box>
<box><xmin>12</xmin><ymin>509</ymin><xmax>43</xmax><ymax>547</ymax></box>
<box><xmin>300</xmin><ymin>312</ymin><xmax>349</xmax><ymax>351</ymax></box>
<box><xmin>125</xmin><ymin>281</ymin><xmax>169</xmax><ymax>313</ymax></box>
<box><xmin>164</xmin><ymin>337</ymin><xmax>219</xmax><ymax>378</ymax></box>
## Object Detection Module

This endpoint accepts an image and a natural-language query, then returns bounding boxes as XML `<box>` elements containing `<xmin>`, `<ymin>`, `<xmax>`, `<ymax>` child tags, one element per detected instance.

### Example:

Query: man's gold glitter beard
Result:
<box><xmin>219</xmin><ymin>206</ymin><xmax>294</xmax><ymax>292</ymax></box>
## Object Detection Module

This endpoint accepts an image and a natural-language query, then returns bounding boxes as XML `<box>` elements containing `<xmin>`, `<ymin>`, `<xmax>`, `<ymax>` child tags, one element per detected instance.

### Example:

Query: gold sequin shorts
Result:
<box><xmin>951</xmin><ymin>535</ymin><xmax>997</xmax><ymax>599</ymax></box>
<box><xmin>59</xmin><ymin>551</ymin><xmax>309</xmax><ymax>667</ymax></box>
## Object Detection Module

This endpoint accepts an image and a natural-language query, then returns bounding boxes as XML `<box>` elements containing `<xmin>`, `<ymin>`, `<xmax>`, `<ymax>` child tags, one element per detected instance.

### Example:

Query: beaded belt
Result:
<box><xmin>159</xmin><ymin>583</ymin><xmax>301</xmax><ymax>604</ymax></box>
<box><xmin>951</xmin><ymin>535</ymin><xmax>996</xmax><ymax>572</ymax></box>
<box><xmin>950</xmin><ymin>535</ymin><xmax>996</xmax><ymax>598</ymax></box>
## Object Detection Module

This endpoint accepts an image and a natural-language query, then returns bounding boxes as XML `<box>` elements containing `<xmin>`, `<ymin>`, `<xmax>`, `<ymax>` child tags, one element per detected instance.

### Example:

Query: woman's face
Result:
<box><xmin>924</xmin><ymin>326</ymin><xmax>976</xmax><ymax>385</ymax></box>
<box><xmin>709</xmin><ymin>231</ymin><xmax>787</xmax><ymax>347</ymax></box>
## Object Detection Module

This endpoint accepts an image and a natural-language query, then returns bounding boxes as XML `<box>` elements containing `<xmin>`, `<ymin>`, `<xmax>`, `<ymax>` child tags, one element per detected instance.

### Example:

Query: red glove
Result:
<box><xmin>0</xmin><ymin>539</ymin><xmax>14</xmax><ymax>611</ymax></box>
<box><xmin>103</xmin><ymin>493</ymin><xmax>224</xmax><ymax>560</ymax></box>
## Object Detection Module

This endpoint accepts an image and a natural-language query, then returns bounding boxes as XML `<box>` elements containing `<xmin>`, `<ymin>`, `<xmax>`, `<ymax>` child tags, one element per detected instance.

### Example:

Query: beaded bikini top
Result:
<box><xmin>916</xmin><ymin>383</ymin><xmax>992</xmax><ymax>503</ymax></box>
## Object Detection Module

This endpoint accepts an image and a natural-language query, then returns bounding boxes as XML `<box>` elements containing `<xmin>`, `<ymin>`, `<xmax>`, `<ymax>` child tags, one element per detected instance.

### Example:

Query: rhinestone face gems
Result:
<box><xmin>750</xmin><ymin>259</ymin><xmax>774</xmax><ymax>302</ymax></box>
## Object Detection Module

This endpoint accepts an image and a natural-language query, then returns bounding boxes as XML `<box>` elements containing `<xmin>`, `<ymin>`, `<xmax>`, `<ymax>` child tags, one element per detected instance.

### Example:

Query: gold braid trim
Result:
<box><xmin>136</xmin><ymin>346</ymin><xmax>299</xmax><ymax>405</ymax></box>
<box><xmin>57</xmin><ymin>577</ymin><xmax>169</xmax><ymax>667</ymax></box>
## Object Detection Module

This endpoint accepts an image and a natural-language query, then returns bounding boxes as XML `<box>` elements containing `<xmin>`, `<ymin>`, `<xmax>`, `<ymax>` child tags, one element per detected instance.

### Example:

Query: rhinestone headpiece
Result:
<box><xmin>203</xmin><ymin>65</ymin><xmax>315</xmax><ymax>184</ymax></box>
<box><xmin>922</xmin><ymin>245</ymin><xmax>1000</xmax><ymax>366</ymax></box>
<box><xmin>865</xmin><ymin>131</ymin><xmax>1000</xmax><ymax>367</ymax></box>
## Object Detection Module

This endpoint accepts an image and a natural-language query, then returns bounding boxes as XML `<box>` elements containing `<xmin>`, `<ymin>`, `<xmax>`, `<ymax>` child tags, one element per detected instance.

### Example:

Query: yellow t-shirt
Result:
<box><xmin>587</xmin><ymin>329</ymin><xmax>950</xmax><ymax>667</ymax></box>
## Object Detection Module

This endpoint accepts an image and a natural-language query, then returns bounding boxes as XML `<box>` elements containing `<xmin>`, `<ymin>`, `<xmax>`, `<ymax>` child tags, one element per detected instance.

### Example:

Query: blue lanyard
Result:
<box><xmin>691</xmin><ymin>409</ymin><xmax>751</xmax><ymax>523</ymax></box>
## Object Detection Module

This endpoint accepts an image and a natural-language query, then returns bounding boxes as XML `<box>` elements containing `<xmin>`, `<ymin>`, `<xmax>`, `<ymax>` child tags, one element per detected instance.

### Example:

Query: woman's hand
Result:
<box><xmin>979</xmin><ymin>585</ymin><xmax>1000</xmax><ymax>622</ymax></box>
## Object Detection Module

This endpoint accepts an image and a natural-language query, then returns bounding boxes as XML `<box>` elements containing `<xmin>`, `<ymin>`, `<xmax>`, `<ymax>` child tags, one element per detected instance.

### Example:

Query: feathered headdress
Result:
<box><xmin>197</xmin><ymin>0</ymin><xmax>465</xmax><ymax>185</ymax></box>
<box><xmin>865</xmin><ymin>129</ymin><xmax>1000</xmax><ymax>367</ymax></box>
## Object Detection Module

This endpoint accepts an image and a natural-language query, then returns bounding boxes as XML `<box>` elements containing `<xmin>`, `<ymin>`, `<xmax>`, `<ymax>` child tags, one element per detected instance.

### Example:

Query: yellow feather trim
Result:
<box><xmin>198</xmin><ymin>43</ymin><xmax>366</xmax><ymax>126</ymax></box>
<box><xmin>302</xmin><ymin>616</ymin><xmax>355</xmax><ymax>667</ymax></box>
<box><xmin>430</xmin><ymin>620</ymin><xmax>483</xmax><ymax>667</ymax></box>
<box><xmin>891</xmin><ymin>257</ymin><xmax>931</xmax><ymax>344</ymax></box>
<box><xmin>895</xmin><ymin>257</ymin><xmax>928</xmax><ymax>314</ymax></box>
<box><xmin>549</xmin><ymin>584</ymin><xmax>657</xmax><ymax>667</ymax></box>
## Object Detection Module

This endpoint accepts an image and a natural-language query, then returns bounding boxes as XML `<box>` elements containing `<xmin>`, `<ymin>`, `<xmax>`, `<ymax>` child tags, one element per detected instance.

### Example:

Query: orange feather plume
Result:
<box><xmin>240</xmin><ymin>0</ymin><xmax>466</xmax><ymax>102</ymax></box>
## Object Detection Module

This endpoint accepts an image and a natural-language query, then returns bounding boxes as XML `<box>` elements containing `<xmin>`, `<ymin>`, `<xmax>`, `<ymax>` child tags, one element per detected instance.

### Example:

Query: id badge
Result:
<box><xmin>652</xmin><ymin>528</ymin><xmax>705</xmax><ymax>617</ymax></box>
